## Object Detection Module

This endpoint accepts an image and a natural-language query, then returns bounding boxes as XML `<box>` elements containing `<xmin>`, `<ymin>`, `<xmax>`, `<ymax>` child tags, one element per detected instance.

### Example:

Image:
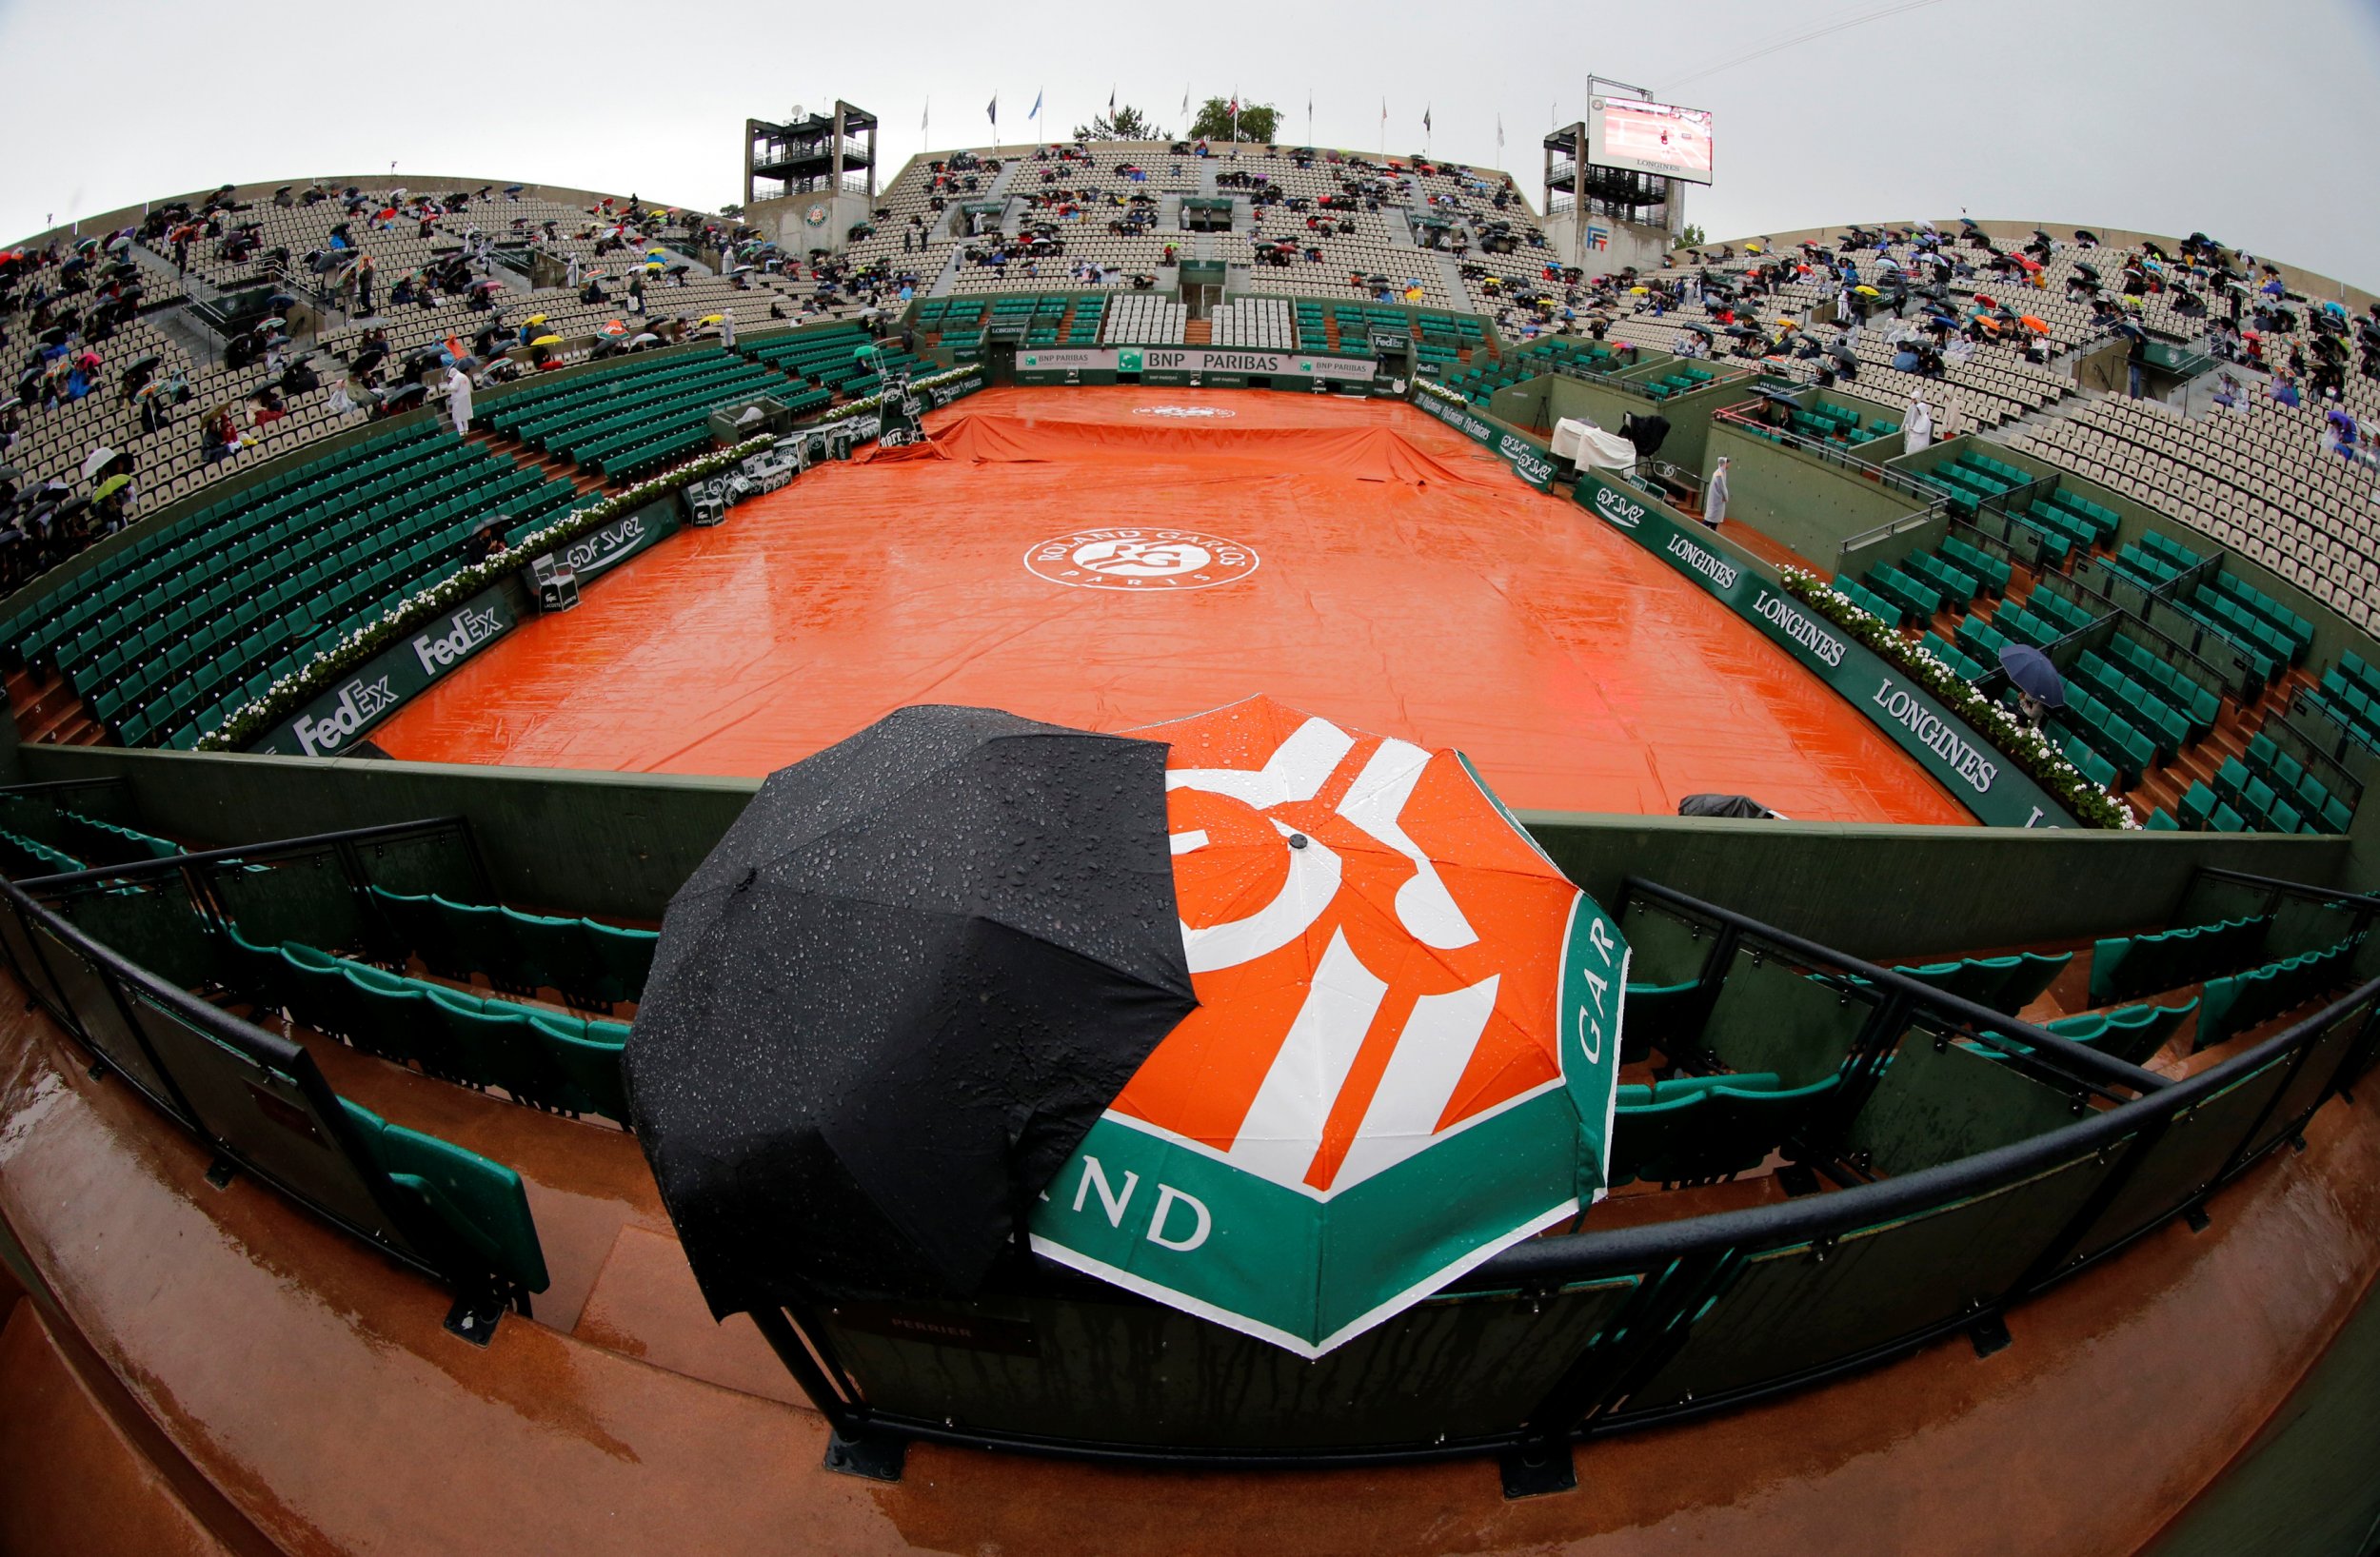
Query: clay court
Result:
<box><xmin>373</xmin><ymin>385</ymin><xmax>1971</xmax><ymax>824</ymax></box>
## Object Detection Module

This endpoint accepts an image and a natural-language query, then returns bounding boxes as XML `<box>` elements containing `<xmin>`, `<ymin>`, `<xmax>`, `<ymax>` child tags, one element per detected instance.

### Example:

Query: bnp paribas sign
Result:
<box><xmin>248</xmin><ymin>587</ymin><xmax>515</xmax><ymax>756</ymax></box>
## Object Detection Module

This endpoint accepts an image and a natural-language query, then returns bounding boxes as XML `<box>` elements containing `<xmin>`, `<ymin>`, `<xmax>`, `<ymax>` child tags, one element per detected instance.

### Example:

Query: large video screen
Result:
<box><xmin>1585</xmin><ymin>97</ymin><xmax>1715</xmax><ymax>187</ymax></box>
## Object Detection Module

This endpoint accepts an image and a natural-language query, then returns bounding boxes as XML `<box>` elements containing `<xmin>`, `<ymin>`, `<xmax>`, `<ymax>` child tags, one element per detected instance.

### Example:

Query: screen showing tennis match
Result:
<box><xmin>1587</xmin><ymin>98</ymin><xmax>1716</xmax><ymax>186</ymax></box>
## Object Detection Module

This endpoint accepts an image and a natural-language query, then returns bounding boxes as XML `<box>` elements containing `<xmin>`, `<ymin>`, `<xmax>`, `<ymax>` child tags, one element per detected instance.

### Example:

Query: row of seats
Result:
<box><xmin>2067</xmin><ymin>652</ymin><xmax>2195</xmax><ymax>765</ymax></box>
<box><xmin>1797</xmin><ymin>397</ymin><xmax>1905</xmax><ymax>447</ymax></box>
<box><xmin>2041</xmin><ymin>999</ymin><xmax>2199</xmax><ymax>1066</ymax></box>
<box><xmin>369</xmin><ymin>886</ymin><xmax>655</xmax><ymax>1012</ymax></box>
<box><xmin>487</xmin><ymin>349</ymin><xmax>788</xmax><ymax>482</ymax></box>
<box><xmin>2053</xmin><ymin>681</ymin><xmax>2159</xmax><ymax>789</ymax></box>
<box><xmin>228</xmin><ymin>929</ymin><xmax>631</xmax><ymax>1125</ymax></box>
<box><xmin>2103</xmin><ymin>530</ymin><xmax>2207</xmax><ymax>595</ymax></box>
<box><xmin>0</xmin><ymin>829</ymin><xmax>84</xmax><ymax>878</ymax></box>
<box><xmin>5</xmin><ymin>424</ymin><xmax>580</xmax><ymax>747</ymax></box>
<box><xmin>2298</xmin><ymin>664</ymin><xmax>2380</xmax><ymax>756</ymax></box>
<box><xmin>2201</xmin><ymin>754</ymin><xmax>2333</xmax><ymax>836</ymax></box>
<box><xmin>2238</xmin><ymin>732</ymin><xmax>2355</xmax><ymax>832</ymax></box>
<box><xmin>1889</xmin><ymin>951</ymin><xmax>2071</xmax><ymax>1015</ymax></box>
<box><xmin>0</xmin><ymin>793</ymin><xmax>179</xmax><ymax>869</ymax></box>
<box><xmin>2194</xmin><ymin>938</ymin><xmax>2363</xmax><ymax>1052</ymax></box>
<box><xmin>2174</xmin><ymin>581</ymin><xmax>2301</xmax><ymax>679</ymax></box>
<box><xmin>1101</xmin><ymin>295</ymin><xmax>1186</xmax><ymax>345</ymax></box>
<box><xmin>2090</xmin><ymin>914</ymin><xmax>2271</xmax><ymax>1005</ymax></box>
<box><xmin>2103</xmin><ymin>635</ymin><xmax>2225</xmax><ymax>739</ymax></box>
<box><xmin>1608</xmin><ymin>1071</ymin><xmax>1842</xmax><ymax>1189</ymax></box>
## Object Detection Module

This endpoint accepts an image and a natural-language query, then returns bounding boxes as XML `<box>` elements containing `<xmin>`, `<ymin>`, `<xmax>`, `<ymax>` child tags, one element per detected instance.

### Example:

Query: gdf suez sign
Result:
<box><xmin>251</xmin><ymin>587</ymin><xmax>516</xmax><ymax>757</ymax></box>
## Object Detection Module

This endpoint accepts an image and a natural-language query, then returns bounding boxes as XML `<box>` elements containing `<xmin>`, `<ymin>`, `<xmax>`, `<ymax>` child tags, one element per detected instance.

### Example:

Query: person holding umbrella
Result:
<box><xmin>1998</xmin><ymin>644</ymin><xmax>2065</xmax><ymax>732</ymax></box>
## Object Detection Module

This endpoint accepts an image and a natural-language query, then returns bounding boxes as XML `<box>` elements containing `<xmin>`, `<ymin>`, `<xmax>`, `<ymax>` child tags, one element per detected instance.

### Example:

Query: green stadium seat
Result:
<box><xmin>337</xmin><ymin>1098</ymin><xmax>550</xmax><ymax>1292</ymax></box>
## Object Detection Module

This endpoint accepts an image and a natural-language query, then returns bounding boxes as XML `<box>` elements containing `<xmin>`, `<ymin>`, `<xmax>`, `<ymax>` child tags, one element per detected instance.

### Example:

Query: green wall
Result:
<box><xmin>14</xmin><ymin>744</ymin><xmax>2351</xmax><ymax>958</ymax></box>
<box><xmin>17</xmin><ymin>746</ymin><xmax>752</xmax><ymax>922</ymax></box>
<box><xmin>1521</xmin><ymin>810</ymin><xmax>2347</xmax><ymax>960</ymax></box>
<box><xmin>1702</xmin><ymin>421</ymin><xmax>1916</xmax><ymax>567</ymax></box>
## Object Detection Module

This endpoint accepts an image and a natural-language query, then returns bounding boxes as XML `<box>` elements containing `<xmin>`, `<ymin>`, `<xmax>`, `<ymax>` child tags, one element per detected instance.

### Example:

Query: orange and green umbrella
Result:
<box><xmin>1030</xmin><ymin>697</ymin><xmax>1629</xmax><ymax>1356</ymax></box>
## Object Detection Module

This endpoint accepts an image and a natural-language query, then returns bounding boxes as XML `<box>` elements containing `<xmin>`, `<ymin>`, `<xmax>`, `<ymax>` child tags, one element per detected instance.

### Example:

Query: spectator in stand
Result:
<box><xmin>1903</xmin><ymin>392</ymin><xmax>1934</xmax><ymax>452</ymax></box>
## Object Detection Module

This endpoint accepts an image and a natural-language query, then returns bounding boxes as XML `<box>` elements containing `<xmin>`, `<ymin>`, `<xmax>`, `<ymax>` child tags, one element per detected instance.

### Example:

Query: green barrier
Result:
<box><xmin>1571</xmin><ymin>470</ymin><xmax>2078</xmax><ymax>829</ymax></box>
<box><xmin>248</xmin><ymin>585</ymin><xmax>516</xmax><ymax>758</ymax></box>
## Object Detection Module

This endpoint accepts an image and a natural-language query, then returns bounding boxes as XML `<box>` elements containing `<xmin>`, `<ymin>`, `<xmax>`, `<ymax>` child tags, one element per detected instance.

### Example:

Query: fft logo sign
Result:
<box><xmin>1025</xmin><ymin>528</ymin><xmax>1259</xmax><ymax>592</ymax></box>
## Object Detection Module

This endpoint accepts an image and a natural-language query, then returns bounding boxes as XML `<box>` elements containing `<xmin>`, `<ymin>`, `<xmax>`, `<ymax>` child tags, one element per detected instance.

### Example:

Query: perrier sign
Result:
<box><xmin>1030</xmin><ymin>697</ymin><xmax>1627</xmax><ymax>1357</ymax></box>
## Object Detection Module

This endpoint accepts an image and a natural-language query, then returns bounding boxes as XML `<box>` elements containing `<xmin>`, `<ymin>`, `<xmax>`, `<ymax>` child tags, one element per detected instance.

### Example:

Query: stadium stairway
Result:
<box><xmin>7</xmin><ymin>666</ymin><xmax>106</xmax><ymax>747</ymax></box>
<box><xmin>466</xmin><ymin>425</ymin><xmax>612</xmax><ymax>500</ymax></box>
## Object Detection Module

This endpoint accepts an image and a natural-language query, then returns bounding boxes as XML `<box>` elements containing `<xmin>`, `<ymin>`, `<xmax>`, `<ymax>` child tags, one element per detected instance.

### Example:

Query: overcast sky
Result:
<box><xmin>6</xmin><ymin>0</ymin><xmax>2378</xmax><ymax>288</ymax></box>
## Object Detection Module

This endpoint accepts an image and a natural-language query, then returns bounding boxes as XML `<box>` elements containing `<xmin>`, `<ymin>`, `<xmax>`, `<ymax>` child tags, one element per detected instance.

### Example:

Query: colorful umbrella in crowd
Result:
<box><xmin>628</xmin><ymin>700</ymin><xmax>1629</xmax><ymax>1359</ymax></box>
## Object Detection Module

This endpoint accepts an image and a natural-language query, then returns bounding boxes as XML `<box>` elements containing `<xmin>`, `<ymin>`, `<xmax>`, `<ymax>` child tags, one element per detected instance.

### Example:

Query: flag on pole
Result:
<box><xmin>1109</xmin><ymin>87</ymin><xmax>1117</xmax><ymax>112</ymax></box>
<box><xmin>922</xmin><ymin>99</ymin><xmax>930</xmax><ymax>132</ymax></box>
<box><xmin>987</xmin><ymin>94</ymin><xmax>998</xmax><ymax>131</ymax></box>
<box><xmin>1423</xmin><ymin>106</ymin><xmax>1432</xmax><ymax>134</ymax></box>
<box><xmin>1030</xmin><ymin>89</ymin><xmax>1042</xmax><ymax>121</ymax></box>
<box><xmin>1183</xmin><ymin>85</ymin><xmax>1191</xmax><ymax>116</ymax></box>
<box><xmin>1497</xmin><ymin>113</ymin><xmax>1504</xmax><ymax>150</ymax></box>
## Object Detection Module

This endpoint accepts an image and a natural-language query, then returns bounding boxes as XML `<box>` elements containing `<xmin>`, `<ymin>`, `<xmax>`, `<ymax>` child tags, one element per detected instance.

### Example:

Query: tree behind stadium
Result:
<box><xmin>1186</xmin><ymin>97</ymin><xmax>1280</xmax><ymax>143</ymax></box>
<box><xmin>1072</xmin><ymin>104</ymin><xmax>1171</xmax><ymax>141</ymax></box>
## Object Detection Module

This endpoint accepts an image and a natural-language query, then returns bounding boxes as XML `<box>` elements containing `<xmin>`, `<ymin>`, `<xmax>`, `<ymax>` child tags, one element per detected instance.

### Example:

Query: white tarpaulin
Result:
<box><xmin>1552</xmin><ymin>418</ymin><xmax>1640</xmax><ymax>471</ymax></box>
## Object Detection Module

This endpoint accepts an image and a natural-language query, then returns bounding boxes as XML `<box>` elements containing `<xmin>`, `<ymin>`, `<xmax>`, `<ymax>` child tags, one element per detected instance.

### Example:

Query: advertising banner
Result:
<box><xmin>527</xmin><ymin>498</ymin><xmax>678</xmax><ymax>587</ymax></box>
<box><xmin>248</xmin><ymin>586</ymin><xmax>516</xmax><ymax>757</ymax></box>
<box><xmin>1114</xmin><ymin>347</ymin><xmax>1378</xmax><ymax>383</ymax></box>
<box><xmin>1572</xmin><ymin>472</ymin><xmax>2076</xmax><ymax>828</ymax></box>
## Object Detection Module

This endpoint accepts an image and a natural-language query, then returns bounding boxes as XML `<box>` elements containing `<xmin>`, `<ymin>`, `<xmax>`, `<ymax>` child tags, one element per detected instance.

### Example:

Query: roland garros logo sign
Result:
<box><xmin>1025</xmin><ymin>528</ymin><xmax>1259</xmax><ymax>592</ymax></box>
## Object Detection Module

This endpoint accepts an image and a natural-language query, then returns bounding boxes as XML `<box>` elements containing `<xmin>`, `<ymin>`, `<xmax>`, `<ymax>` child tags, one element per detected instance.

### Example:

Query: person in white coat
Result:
<box><xmin>1937</xmin><ymin>389</ymin><xmax>1963</xmax><ymax>443</ymax></box>
<box><xmin>445</xmin><ymin>366</ymin><xmax>474</xmax><ymax>439</ymax></box>
<box><xmin>1702</xmin><ymin>456</ymin><xmax>1730</xmax><ymax>528</ymax></box>
<box><xmin>1904</xmin><ymin>393</ymin><xmax>1934</xmax><ymax>452</ymax></box>
<box><xmin>720</xmin><ymin>309</ymin><xmax>736</xmax><ymax>350</ymax></box>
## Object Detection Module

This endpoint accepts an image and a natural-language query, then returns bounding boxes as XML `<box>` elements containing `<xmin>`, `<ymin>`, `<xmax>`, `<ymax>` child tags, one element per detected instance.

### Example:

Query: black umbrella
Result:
<box><xmin>1999</xmin><ymin>644</ymin><xmax>2066</xmax><ymax>708</ymax></box>
<box><xmin>1677</xmin><ymin>794</ymin><xmax>1778</xmax><ymax>819</ymax></box>
<box><xmin>626</xmin><ymin>704</ymin><xmax>1198</xmax><ymax>1312</ymax></box>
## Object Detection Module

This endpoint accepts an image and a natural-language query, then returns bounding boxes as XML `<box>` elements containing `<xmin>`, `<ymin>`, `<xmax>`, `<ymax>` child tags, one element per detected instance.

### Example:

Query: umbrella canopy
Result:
<box><xmin>92</xmin><ymin>474</ymin><xmax>132</xmax><ymax>501</ymax></box>
<box><xmin>529</xmin><ymin>334</ymin><xmax>563</xmax><ymax>346</ymax></box>
<box><xmin>627</xmin><ymin>704</ymin><xmax>1199</xmax><ymax>1311</ymax></box>
<box><xmin>1028</xmin><ymin>697</ymin><xmax>1629</xmax><ymax>1357</ymax></box>
<box><xmin>80</xmin><ymin>446</ymin><xmax>119</xmax><ymax>481</ymax></box>
<box><xmin>1853</xmin><ymin>285</ymin><xmax>1881</xmax><ymax>297</ymax></box>
<box><xmin>2019</xmin><ymin>316</ymin><xmax>2050</xmax><ymax>334</ymax></box>
<box><xmin>2000</xmin><ymin>644</ymin><xmax>2067</xmax><ymax>709</ymax></box>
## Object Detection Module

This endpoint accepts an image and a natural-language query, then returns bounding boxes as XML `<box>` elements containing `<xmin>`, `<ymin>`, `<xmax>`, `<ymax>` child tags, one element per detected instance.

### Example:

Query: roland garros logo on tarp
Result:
<box><xmin>1029</xmin><ymin>705</ymin><xmax>1628</xmax><ymax>1357</ymax></box>
<box><xmin>1025</xmin><ymin>528</ymin><xmax>1259</xmax><ymax>592</ymax></box>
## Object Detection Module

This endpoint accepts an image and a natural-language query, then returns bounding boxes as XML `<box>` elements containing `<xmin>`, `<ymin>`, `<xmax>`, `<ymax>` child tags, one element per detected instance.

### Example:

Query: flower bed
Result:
<box><xmin>1778</xmin><ymin>567</ymin><xmax>2139</xmax><ymax>829</ymax></box>
<box><xmin>195</xmin><ymin>436</ymin><xmax>778</xmax><ymax>753</ymax></box>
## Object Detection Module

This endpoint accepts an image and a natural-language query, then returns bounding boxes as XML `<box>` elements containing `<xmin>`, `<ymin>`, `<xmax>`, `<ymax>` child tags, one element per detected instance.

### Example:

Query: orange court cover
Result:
<box><xmin>372</xmin><ymin>385</ymin><xmax>1971</xmax><ymax>826</ymax></box>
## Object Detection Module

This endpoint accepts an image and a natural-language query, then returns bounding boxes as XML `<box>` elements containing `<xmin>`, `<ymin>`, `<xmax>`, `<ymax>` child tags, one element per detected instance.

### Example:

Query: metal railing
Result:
<box><xmin>749</xmin><ymin>871</ymin><xmax>2378</xmax><ymax>1488</ymax></box>
<box><xmin>0</xmin><ymin>816</ymin><xmax>527</xmax><ymax>1334</ymax></box>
